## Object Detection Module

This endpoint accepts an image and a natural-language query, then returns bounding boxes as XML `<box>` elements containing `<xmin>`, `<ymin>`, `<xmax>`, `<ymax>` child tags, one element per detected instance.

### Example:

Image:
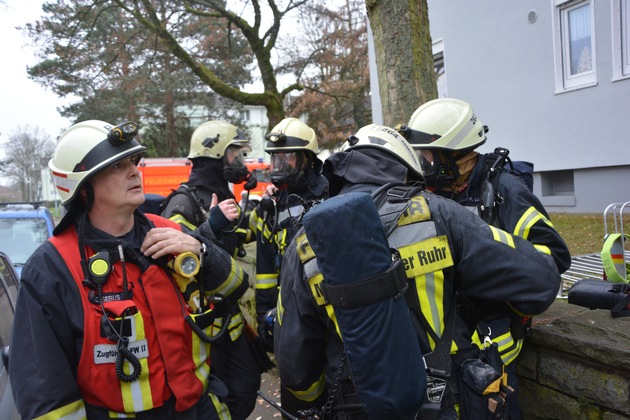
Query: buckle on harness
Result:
<box><xmin>321</xmin><ymin>258</ymin><xmax>409</xmax><ymax>308</ymax></box>
<box><xmin>386</xmin><ymin>185</ymin><xmax>410</xmax><ymax>202</ymax></box>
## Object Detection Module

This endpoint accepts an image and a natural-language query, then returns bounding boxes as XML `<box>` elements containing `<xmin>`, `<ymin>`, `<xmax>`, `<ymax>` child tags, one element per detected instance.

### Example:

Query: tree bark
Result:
<box><xmin>366</xmin><ymin>0</ymin><xmax>437</xmax><ymax>127</ymax></box>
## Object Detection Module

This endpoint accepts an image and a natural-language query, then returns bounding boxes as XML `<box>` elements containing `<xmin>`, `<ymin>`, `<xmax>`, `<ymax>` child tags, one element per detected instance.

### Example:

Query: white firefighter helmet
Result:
<box><xmin>265</xmin><ymin>118</ymin><xmax>319</xmax><ymax>154</ymax></box>
<box><xmin>188</xmin><ymin>120</ymin><xmax>250</xmax><ymax>159</ymax></box>
<box><xmin>49</xmin><ymin>120</ymin><xmax>146</xmax><ymax>206</ymax></box>
<box><xmin>402</xmin><ymin>98</ymin><xmax>487</xmax><ymax>151</ymax></box>
<box><xmin>342</xmin><ymin>124</ymin><xmax>424</xmax><ymax>180</ymax></box>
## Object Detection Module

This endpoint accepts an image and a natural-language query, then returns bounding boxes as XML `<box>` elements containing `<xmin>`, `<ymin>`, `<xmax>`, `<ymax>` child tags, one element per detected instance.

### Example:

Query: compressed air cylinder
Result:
<box><xmin>302</xmin><ymin>191</ymin><xmax>425</xmax><ymax>420</ymax></box>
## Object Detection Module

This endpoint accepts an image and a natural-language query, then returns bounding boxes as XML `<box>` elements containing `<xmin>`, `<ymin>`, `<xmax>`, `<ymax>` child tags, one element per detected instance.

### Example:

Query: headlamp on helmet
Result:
<box><xmin>264</xmin><ymin>118</ymin><xmax>319</xmax><ymax>154</ymax></box>
<box><xmin>107</xmin><ymin>121</ymin><xmax>139</xmax><ymax>145</ymax></box>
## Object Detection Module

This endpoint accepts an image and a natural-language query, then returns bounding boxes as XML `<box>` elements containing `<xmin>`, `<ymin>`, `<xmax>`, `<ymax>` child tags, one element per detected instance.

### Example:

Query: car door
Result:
<box><xmin>0</xmin><ymin>252</ymin><xmax>20</xmax><ymax>419</ymax></box>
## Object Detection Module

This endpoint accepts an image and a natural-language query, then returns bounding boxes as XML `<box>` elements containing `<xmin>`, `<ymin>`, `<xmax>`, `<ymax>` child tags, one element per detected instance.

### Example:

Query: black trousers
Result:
<box><xmin>211</xmin><ymin>330</ymin><xmax>261</xmax><ymax>420</ymax></box>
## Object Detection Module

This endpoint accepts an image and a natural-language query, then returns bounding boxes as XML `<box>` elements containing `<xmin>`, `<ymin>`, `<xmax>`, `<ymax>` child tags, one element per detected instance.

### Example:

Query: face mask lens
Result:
<box><xmin>416</xmin><ymin>149</ymin><xmax>436</xmax><ymax>177</ymax></box>
<box><xmin>271</xmin><ymin>152</ymin><xmax>297</xmax><ymax>174</ymax></box>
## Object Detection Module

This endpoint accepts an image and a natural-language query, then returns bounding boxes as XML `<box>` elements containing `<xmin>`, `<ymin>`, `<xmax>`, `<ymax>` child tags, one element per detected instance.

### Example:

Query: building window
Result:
<box><xmin>613</xmin><ymin>0</ymin><xmax>630</xmax><ymax>80</ymax></box>
<box><xmin>433</xmin><ymin>39</ymin><xmax>448</xmax><ymax>98</ymax></box>
<box><xmin>541</xmin><ymin>170</ymin><xmax>575</xmax><ymax>197</ymax></box>
<box><xmin>241</xmin><ymin>109</ymin><xmax>250</xmax><ymax>122</ymax></box>
<box><xmin>552</xmin><ymin>0</ymin><xmax>597</xmax><ymax>92</ymax></box>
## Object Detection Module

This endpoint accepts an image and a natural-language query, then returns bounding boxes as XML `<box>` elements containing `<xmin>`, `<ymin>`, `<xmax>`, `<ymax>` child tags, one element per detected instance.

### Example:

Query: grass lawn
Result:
<box><xmin>550</xmin><ymin>211</ymin><xmax>630</xmax><ymax>257</ymax></box>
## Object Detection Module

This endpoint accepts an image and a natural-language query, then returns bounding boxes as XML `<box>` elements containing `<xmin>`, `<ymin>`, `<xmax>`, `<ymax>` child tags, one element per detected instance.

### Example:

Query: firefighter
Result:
<box><xmin>398</xmin><ymin>98</ymin><xmax>571</xmax><ymax>419</ymax></box>
<box><xmin>274</xmin><ymin>124</ymin><xmax>562</xmax><ymax>419</ymax></box>
<box><xmin>9</xmin><ymin>120</ymin><xmax>243</xmax><ymax>419</ymax></box>
<box><xmin>161</xmin><ymin>120</ymin><xmax>264</xmax><ymax>420</ymax></box>
<box><xmin>249</xmin><ymin>117</ymin><xmax>328</xmax><ymax>415</ymax></box>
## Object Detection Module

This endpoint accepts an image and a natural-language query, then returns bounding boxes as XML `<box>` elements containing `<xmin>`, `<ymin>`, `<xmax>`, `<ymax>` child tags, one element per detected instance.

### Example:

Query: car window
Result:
<box><xmin>0</xmin><ymin>258</ymin><xmax>16</xmax><ymax>349</ymax></box>
<box><xmin>0</xmin><ymin>218</ymin><xmax>49</xmax><ymax>265</ymax></box>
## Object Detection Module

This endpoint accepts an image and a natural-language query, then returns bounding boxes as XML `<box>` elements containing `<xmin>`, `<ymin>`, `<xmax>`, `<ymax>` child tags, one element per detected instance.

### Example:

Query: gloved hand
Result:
<box><xmin>244</xmin><ymin>323</ymin><xmax>275</xmax><ymax>373</ymax></box>
<box><xmin>256</xmin><ymin>308</ymin><xmax>277</xmax><ymax>353</ymax></box>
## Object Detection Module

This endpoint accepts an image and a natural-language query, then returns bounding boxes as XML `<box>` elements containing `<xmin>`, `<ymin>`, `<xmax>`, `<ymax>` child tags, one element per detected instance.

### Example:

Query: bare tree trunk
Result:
<box><xmin>366</xmin><ymin>0</ymin><xmax>437</xmax><ymax>127</ymax></box>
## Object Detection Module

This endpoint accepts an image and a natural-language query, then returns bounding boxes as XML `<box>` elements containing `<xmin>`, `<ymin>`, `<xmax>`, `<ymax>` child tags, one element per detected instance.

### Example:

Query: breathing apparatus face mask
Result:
<box><xmin>223</xmin><ymin>145</ymin><xmax>251</xmax><ymax>184</ymax></box>
<box><xmin>270</xmin><ymin>151</ymin><xmax>304</xmax><ymax>188</ymax></box>
<box><xmin>415</xmin><ymin>149</ymin><xmax>458</xmax><ymax>189</ymax></box>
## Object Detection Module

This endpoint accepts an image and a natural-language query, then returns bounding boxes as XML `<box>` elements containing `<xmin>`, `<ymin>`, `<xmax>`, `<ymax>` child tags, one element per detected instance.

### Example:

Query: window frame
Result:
<box><xmin>432</xmin><ymin>38</ymin><xmax>448</xmax><ymax>98</ymax></box>
<box><xmin>552</xmin><ymin>0</ymin><xmax>598</xmax><ymax>92</ymax></box>
<box><xmin>612</xmin><ymin>0</ymin><xmax>630</xmax><ymax>80</ymax></box>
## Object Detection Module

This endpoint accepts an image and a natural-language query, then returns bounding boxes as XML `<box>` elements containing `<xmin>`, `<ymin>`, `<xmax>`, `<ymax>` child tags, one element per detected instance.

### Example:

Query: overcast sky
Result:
<box><xmin>0</xmin><ymin>0</ymin><xmax>72</xmax><ymax>146</ymax></box>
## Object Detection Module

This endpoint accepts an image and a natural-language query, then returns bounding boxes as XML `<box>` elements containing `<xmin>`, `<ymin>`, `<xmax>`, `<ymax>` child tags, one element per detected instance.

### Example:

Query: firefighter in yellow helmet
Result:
<box><xmin>161</xmin><ymin>120</ymin><xmax>265</xmax><ymax>420</ymax></box>
<box><xmin>250</xmin><ymin>117</ymin><xmax>329</xmax><ymax>414</ymax></box>
<box><xmin>398</xmin><ymin>98</ymin><xmax>571</xmax><ymax>419</ymax></box>
<box><xmin>10</xmin><ymin>120</ymin><xmax>242</xmax><ymax>419</ymax></box>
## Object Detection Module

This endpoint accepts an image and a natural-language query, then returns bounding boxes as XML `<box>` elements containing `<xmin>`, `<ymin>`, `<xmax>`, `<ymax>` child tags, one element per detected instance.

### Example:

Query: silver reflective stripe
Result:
<box><xmin>388</xmin><ymin>221</ymin><xmax>437</xmax><ymax>248</ymax></box>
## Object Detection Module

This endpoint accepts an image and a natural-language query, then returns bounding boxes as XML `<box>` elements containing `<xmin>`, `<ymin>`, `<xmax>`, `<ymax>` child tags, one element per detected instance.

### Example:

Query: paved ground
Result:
<box><xmin>248</xmin><ymin>371</ymin><xmax>283</xmax><ymax>419</ymax></box>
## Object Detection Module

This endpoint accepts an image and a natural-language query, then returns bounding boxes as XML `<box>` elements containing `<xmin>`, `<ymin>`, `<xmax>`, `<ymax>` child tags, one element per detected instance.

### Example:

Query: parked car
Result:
<box><xmin>0</xmin><ymin>252</ymin><xmax>21</xmax><ymax>419</ymax></box>
<box><xmin>0</xmin><ymin>202</ymin><xmax>55</xmax><ymax>279</ymax></box>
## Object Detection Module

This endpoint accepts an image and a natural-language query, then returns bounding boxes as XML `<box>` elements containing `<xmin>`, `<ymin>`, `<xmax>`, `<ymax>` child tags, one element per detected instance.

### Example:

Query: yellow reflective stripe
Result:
<box><xmin>296</xmin><ymin>233</ymin><xmax>315</xmax><ymax>263</ymax></box>
<box><xmin>306</xmin><ymin>273</ymin><xmax>342</xmax><ymax>337</ymax></box>
<box><xmin>488</xmin><ymin>225</ymin><xmax>515</xmax><ymax>249</ymax></box>
<box><xmin>500</xmin><ymin>339</ymin><xmax>523</xmax><ymax>366</ymax></box>
<box><xmin>414</xmin><ymin>271</ymin><xmax>445</xmax><ymax>347</ymax></box>
<box><xmin>398</xmin><ymin>195</ymin><xmax>431</xmax><ymax>226</ymax></box>
<box><xmin>35</xmin><ymin>400</ymin><xmax>86</xmax><ymax>420</ymax></box>
<box><xmin>107</xmin><ymin>411</ymin><xmax>136</xmax><ymax>418</ymax></box>
<box><xmin>277</xmin><ymin>228</ymin><xmax>289</xmax><ymax>254</ymax></box>
<box><xmin>208</xmin><ymin>392</ymin><xmax>231</xmax><ymax>420</ymax></box>
<box><xmin>256</xmin><ymin>273</ymin><xmax>278</xmax><ymax>290</ymax></box>
<box><xmin>121</xmin><ymin>315</ymin><xmax>153</xmax><ymax>413</ymax></box>
<box><xmin>514</xmin><ymin>207</ymin><xmax>553</xmax><ymax>240</ymax></box>
<box><xmin>534</xmin><ymin>244</ymin><xmax>552</xmax><ymax>255</ymax></box>
<box><xmin>209</xmin><ymin>259</ymin><xmax>246</xmax><ymax>296</ymax></box>
<box><xmin>308</xmin><ymin>273</ymin><xmax>326</xmax><ymax>306</ymax></box>
<box><xmin>191</xmin><ymin>324</ymin><xmax>211</xmax><ymax>386</ymax></box>
<box><xmin>228</xmin><ymin>313</ymin><xmax>244</xmax><ymax>341</ymax></box>
<box><xmin>169</xmin><ymin>214</ymin><xmax>197</xmax><ymax>231</ymax></box>
<box><xmin>277</xmin><ymin>286</ymin><xmax>284</xmax><ymax>325</ymax></box>
<box><xmin>325</xmin><ymin>304</ymin><xmax>342</xmax><ymax>339</ymax></box>
<box><xmin>287</xmin><ymin>370</ymin><xmax>327</xmax><ymax>402</ymax></box>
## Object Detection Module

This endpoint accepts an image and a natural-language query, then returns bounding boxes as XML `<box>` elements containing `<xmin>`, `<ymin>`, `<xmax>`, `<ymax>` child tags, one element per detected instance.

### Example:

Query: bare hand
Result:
<box><xmin>141</xmin><ymin>227</ymin><xmax>203</xmax><ymax>259</ymax></box>
<box><xmin>264</xmin><ymin>184</ymin><xmax>278</xmax><ymax>197</ymax></box>
<box><xmin>217</xmin><ymin>195</ymin><xmax>240</xmax><ymax>222</ymax></box>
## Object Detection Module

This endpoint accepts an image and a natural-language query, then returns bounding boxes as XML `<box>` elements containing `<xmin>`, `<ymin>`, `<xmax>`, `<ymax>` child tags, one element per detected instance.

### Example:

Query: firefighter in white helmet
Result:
<box><xmin>10</xmin><ymin>120</ymin><xmax>242</xmax><ymax>419</ymax></box>
<box><xmin>275</xmin><ymin>123</ymin><xmax>563</xmax><ymax>419</ymax></box>
<box><xmin>398</xmin><ymin>98</ymin><xmax>571</xmax><ymax>419</ymax></box>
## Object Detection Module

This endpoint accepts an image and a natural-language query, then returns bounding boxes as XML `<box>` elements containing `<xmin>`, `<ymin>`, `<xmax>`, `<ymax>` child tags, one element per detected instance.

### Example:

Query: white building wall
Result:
<box><xmin>369</xmin><ymin>1</ymin><xmax>630</xmax><ymax>213</ymax></box>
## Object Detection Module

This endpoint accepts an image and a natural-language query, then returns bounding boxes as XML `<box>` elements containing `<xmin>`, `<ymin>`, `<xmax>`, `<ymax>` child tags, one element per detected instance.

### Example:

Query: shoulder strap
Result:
<box><xmin>479</xmin><ymin>148</ymin><xmax>512</xmax><ymax>224</ymax></box>
<box><xmin>162</xmin><ymin>185</ymin><xmax>208</xmax><ymax>226</ymax></box>
<box><xmin>372</xmin><ymin>182</ymin><xmax>425</xmax><ymax>235</ymax></box>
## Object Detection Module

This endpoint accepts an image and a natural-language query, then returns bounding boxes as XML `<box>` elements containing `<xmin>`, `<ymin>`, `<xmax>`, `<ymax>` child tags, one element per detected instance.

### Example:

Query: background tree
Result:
<box><xmin>366</xmin><ymin>0</ymin><xmax>437</xmax><ymax>126</ymax></box>
<box><xmin>0</xmin><ymin>126</ymin><xmax>56</xmax><ymax>201</ymax></box>
<box><xmin>27</xmin><ymin>2</ymin><xmax>252</xmax><ymax>156</ymax></box>
<box><xmin>286</xmin><ymin>0</ymin><xmax>371</xmax><ymax>150</ymax></box>
<box><xmin>25</xmin><ymin>0</ymin><xmax>310</xmax><ymax>149</ymax></box>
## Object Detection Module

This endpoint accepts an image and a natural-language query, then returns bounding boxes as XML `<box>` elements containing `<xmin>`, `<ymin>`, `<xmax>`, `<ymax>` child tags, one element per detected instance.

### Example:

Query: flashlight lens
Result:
<box><xmin>180</xmin><ymin>255</ymin><xmax>198</xmax><ymax>276</ymax></box>
<box><xmin>122</xmin><ymin>122</ymin><xmax>137</xmax><ymax>134</ymax></box>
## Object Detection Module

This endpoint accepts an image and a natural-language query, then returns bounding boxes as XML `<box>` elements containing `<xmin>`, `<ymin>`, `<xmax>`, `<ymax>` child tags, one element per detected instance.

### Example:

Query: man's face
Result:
<box><xmin>90</xmin><ymin>154</ymin><xmax>145</xmax><ymax>212</ymax></box>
